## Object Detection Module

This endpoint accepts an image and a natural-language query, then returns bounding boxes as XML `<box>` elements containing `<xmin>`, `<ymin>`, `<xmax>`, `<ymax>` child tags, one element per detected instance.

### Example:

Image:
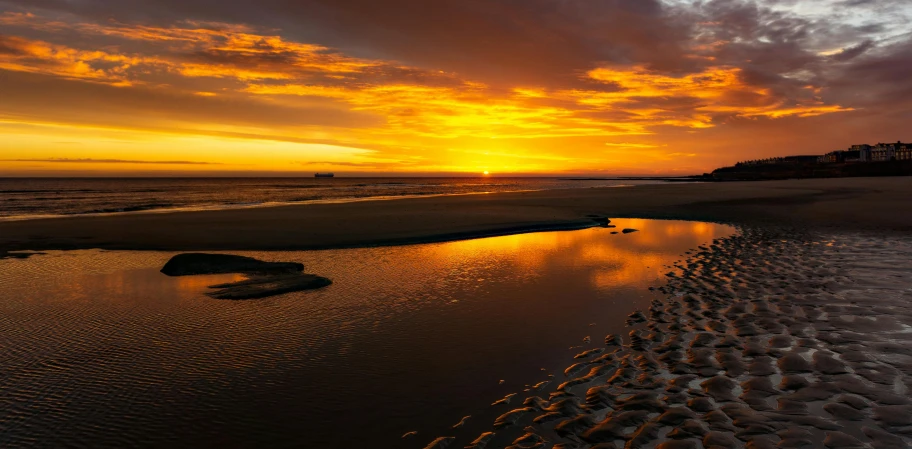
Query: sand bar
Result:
<box><xmin>1</xmin><ymin>177</ymin><xmax>911</xmax><ymax>255</ymax></box>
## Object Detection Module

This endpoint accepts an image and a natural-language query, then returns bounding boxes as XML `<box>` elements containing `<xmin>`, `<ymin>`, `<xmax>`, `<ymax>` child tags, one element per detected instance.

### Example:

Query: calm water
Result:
<box><xmin>0</xmin><ymin>177</ymin><xmax>670</xmax><ymax>220</ymax></box>
<box><xmin>0</xmin><ymin>219</ymin><xmax>735</xmax><ymax>448</ymax></box>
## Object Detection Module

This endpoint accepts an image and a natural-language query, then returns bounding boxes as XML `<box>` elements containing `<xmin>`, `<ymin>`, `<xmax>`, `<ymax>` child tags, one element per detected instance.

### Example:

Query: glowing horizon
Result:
<box><xmin>1</xmin><ymin>1</ymin><xmax>910</xmax><ymax>176</ymax></box>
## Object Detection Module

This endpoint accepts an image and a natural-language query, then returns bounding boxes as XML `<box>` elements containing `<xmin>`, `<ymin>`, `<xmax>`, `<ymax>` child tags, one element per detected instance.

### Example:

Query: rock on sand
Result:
<box><xmin>161</xmin><ymin>253</ymin><xmax>331</xmax><ymax>299</ymax></box>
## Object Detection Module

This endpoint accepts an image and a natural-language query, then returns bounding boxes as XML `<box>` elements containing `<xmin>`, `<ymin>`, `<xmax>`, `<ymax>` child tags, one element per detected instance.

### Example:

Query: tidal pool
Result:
<box><xmin>0</xmin><ymin>219</ymin><xmax>735</xmax><ymax>448</ymax></box>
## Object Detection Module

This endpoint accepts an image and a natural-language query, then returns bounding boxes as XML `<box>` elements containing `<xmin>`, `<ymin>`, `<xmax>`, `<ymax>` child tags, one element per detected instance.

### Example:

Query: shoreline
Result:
<box><xmin>1</xmin><ymin>177</ymin><xmax>911</xmax><ymax>257</ymax></box>
<box><xmin>0</xmin><ymin>184</ymin><xmax>642</xmax><ymax>223</ymax></box>
<box><xmin>0</xmin><ymin>178</ymin><xmax>651</xmax><ymax>223</ymax></box>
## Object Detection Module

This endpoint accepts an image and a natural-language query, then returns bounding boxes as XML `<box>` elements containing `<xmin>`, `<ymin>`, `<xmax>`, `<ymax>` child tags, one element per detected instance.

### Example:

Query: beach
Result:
<box><xmin>1</xmin><ymin>177</ymin><xmax>911</xmax><ymax>258</ymax></box>
<box><xmin>444</xmin><ymin>225</ymin><xmax>912</xmax><ymax>449</ymax></box>
<box><xmin>0</xmin><ymin>219</ymin><xmax>735</xmax><ymax>448</ymax></box>
<box><xmin>2</xmin><ymin>177</ymin><xmax>912</xmax><ymax>449</ymax></box>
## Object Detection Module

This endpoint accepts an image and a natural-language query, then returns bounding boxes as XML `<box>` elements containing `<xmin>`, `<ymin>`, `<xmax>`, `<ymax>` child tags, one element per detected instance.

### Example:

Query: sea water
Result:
<box><xmin>0</xmin><ymin>219</ymin><xmax>734</xmax><ymax>448</ymax></box>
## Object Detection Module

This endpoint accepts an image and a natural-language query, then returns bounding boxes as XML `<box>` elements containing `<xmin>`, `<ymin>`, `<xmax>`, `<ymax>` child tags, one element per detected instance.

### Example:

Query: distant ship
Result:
<box><xmin>314</xmin><ymin>173</ymin><xmax>335</xmax><ymax>178</ymax></box>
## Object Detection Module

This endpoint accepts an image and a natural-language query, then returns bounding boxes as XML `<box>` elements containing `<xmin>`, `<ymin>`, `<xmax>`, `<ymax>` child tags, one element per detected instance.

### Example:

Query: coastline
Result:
<box><xmin>1</xmin><ymin>177</ymin><xmax>911</xmax><ymax>257</ymax></box>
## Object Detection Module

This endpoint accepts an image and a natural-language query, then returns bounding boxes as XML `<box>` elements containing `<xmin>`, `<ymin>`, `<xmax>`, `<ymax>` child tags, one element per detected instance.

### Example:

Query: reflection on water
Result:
<box><xmin>0</xmin><ymin>219</ymin><xmax>735</xmax><ymax>448</ymax></box>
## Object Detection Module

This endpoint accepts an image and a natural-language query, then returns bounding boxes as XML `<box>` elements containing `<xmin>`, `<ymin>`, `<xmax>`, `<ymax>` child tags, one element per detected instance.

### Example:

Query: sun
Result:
<box><xmin>483</xmin><ymin>171</ymin><xmax>490</xmax><ymax>175</ymax></box>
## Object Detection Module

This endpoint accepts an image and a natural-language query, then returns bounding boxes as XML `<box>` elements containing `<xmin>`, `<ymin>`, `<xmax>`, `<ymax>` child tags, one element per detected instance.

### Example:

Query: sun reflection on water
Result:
<box><xmin>0</xmin><ymin>218</ymin><xmax>736</xmax><ymax>448</ymax></box>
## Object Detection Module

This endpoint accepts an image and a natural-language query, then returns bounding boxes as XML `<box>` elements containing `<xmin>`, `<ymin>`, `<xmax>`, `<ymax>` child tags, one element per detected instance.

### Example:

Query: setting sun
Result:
<box><xmin>1</xmin><ymin>0</ymin><xmax>897</xmax><ymax>177</ymax></box>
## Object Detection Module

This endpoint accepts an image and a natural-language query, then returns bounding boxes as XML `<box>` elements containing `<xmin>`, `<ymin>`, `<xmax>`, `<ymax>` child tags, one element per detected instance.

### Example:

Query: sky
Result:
<box><xmin>1</xmin><ymin>0</ymin><xmax>911</xmax><ymax>176</ymax></box>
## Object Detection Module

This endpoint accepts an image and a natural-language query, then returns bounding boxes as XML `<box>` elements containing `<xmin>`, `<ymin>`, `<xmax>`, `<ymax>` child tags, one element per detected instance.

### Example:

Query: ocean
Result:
<box><xmin>0</xmin><ymin>177</ymin><xmax>670</xmax><ymax>220</ymax></box>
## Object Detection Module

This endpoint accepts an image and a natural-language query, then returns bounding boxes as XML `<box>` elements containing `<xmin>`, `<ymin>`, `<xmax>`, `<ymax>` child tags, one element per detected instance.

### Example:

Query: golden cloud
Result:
<box><xmin>0</xmin><ymin>11</ymin><xmax>856</xmax><ymax>174</ymax></box>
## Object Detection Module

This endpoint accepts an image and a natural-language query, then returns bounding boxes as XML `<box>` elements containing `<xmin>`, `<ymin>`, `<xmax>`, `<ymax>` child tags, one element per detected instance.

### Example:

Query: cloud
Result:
<box><xmin>605</xmin><ymin>143</ymin><xmax>661</xmax><ymax>148</ymax></box>
<box><xmin>0</xmin><ymin>0</ymin><xmax>910</xmax><ymax>174</ymax></box>
<box><xmin>4</xmin><ymin>157</ymin><xmax>222</xmax><ymax>164</ymax></box>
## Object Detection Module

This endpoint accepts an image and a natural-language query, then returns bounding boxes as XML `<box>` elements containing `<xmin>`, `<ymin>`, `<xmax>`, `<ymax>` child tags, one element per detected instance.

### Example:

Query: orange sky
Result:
<box><xmin>1</xmin><ymin>1</ymin><xmax>910</xmax><ymax>176</ymax></box>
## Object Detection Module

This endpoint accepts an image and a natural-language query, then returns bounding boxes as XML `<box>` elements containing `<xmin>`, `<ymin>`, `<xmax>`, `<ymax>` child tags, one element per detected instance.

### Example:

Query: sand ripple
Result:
<box><xmin>424</xmin><ymin>227</ymin><xmax>912</xmax><ymax>448</ymax></box>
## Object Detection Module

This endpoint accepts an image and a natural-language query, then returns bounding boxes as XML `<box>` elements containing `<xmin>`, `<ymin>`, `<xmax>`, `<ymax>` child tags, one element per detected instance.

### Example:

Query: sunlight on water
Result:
<box><xmin>0</xmin><ymin>219</ymin><xmax>735</xmax><ymax>448</ymax></box>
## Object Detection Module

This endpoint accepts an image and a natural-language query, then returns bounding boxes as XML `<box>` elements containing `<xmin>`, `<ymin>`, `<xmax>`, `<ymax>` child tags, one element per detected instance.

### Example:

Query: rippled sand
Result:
<box><xmin>0</xmin><ymin>220</ymin><xmax>733</xmax><ymax>448</ymax></box>
<box><xmin>429</xmin><ymin>227</ymin><xmax>912</xmax><ymax>449</ymax></box>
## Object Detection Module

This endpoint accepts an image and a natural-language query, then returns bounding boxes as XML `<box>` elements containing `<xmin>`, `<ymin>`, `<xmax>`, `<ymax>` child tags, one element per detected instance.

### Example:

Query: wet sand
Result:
<box><xmin>1</xmin><ymin>177</ymin><xmax>911</xmax><ymax>257</ymax></box>
<box><xmin>3</xmin><ymin>177</ymin><xmax>912</xmax><ymax>448</ymax></box>
<box><xmin>437</xmin><ymin>226</ymin><xmax>912</xmax><ymax>449</ymax></box>
<box><xmin>0</xmin><ymin>221</ymin><xmax>731</xmax><ymax>449</ymax></box>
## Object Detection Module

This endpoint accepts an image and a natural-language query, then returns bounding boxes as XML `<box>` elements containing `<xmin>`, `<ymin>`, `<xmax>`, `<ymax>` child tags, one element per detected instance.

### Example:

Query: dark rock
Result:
<box><xmin>161</xmin><ymin>253</ymin><xmax>330</xmax><ymax>299</ymax></box>
<box><xmin>622</xmin><ymin>229</ymin><xmax>639</xmax><ymax>234</ymax></box>
<box><xmin>161</xmin><ymin>253</ymin><xmax>303</xmax><ymax>276</ymax></box>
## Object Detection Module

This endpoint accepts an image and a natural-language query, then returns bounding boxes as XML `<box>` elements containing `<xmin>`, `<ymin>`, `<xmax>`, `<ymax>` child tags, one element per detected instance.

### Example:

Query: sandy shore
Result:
<box><xmin>1</xmin><ymin>177</ymin><xmax>911</xmax><ymax>257</ymax></box>
<box><xmin>430</xmin><ymin>225</ymin><xmax>912</xmax><ymax>449</ymax></box>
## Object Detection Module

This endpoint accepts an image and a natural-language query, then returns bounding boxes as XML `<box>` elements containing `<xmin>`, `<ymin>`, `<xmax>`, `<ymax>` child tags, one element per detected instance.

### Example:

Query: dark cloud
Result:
<box><xmin>0</xmin><ymin>0</ymin><xmax>698</xmax><ymax>86</ymax></box>
<box><xmin>0</xmin><ymin>68</ymin><xmax>383</xmax><ymax>131</ymax></box>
